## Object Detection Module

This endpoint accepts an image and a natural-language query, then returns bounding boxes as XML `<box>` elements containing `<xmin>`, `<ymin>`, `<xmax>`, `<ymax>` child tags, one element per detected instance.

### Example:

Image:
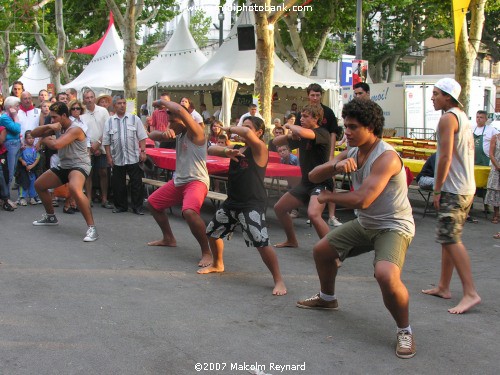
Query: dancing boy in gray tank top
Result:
<box><xmin>297</xmin><ymin>99</ymin><xmax>416</xmax><ymax>359</ymax></box>
<box><xmin>421</xmin><ymin>78</ymin><xmax>481</xmax><ymax>314</ymax></box>
<box><xmin>30</xmin><ymin>102</ymin><xmax>98</xmax><ymax>242</ymax></box>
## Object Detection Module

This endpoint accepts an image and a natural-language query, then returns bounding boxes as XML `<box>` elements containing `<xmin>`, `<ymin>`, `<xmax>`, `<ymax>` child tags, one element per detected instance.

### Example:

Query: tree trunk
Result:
<box><xmin>254</xmin><ymin>2</ymin><xmax>275</xmax><ymax>130</ymax></box>
<box><xmin>0</xmin><ymin>29</ymin><xmax>11</xmax><ymax>97</ymax></box>
<box><xmin>455</xmin><ymin>0</ymin><xmax>485</xmax><ymax>115</ymax></box>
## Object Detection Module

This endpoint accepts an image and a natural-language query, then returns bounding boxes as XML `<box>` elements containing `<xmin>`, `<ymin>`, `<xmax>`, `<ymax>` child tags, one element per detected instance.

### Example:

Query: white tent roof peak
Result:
<box><xmin>136</xmin><ymin>14</ymin><xmax>207</xmax><ymax>90</ymax></box>
<box><xmin>16</xmin><ymin>50</ymin><xmax>51</xmax><ymax>95</ymax></box>
<box><xmin>63</xmin><ymin>23</ymin><xmax>138</xmax><ymax>92</ymax></box>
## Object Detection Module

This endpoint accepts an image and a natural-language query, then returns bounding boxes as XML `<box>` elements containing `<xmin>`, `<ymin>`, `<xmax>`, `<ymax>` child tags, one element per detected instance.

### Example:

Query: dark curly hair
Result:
<box><xmin>341</xmin><ymin>99</ymin><xmax>384</xmax><ymax>138</ymax></box>
<box><xmin>49</xmin><ymin>102</ymin><xmax>69</xmax><ymax>117</ymax></box>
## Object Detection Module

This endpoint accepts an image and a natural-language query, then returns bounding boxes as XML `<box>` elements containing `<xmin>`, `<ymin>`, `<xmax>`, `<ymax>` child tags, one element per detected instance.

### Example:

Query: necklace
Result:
<box><xmin>356</xmin><ymin>138</ymin><xmax>380</xmax><ymax>169</ymax></box>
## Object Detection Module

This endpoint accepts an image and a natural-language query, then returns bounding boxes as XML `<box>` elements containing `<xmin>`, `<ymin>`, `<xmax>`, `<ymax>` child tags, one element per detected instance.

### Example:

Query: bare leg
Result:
<box><xmin>183</xmin><ymin>209</ymin><xmax>212</xmax><ymax>267</ymax></box>
<box><xmin>374</xmin><ymin>261</ymin><xmax>409</xmax><ymax>328</ymax></box>
<box><xmin>307</xmin><ymin>195</ymin><xmax>330</xmax><ymax>239</ymax></box>
<box><xmin>68</xmin><ymin>171</ymin><xmax>94</xmax><ymax>226</ymax></box>
<box><xmin>257</xmin><ymin>245</ymin><xmax>287</xmax><ymax>295</ymax></box>
<box><xmin>84</xmin><ymin>171</ymin><xmax>93</xmax><ymax>201</ymax></box>
<box><xmin>198</xmin><ymin>237</ymin><xmax>224</xmax><ymax>274</ymax></box>
<box><xmin>422</xmin><ymin>247</ymin><xmax>453</xmax><ymax>299</ymax></box>
<box><xmin>313</xmin><ymin>236</ymin><xmax>339</xmax><ymax>296</ymax></box>
<box><xmin>273</xmin><ymin>192</ymin><xmax>302</xmax><ymax>248</ymax></box>
<box><xmin>99</xmin><ymin>167</ymin><xmax>109</xmax><ymax>203</ymax></box>
<box><xmin>147</xmin><ymin>201</ymin><xmax>177</xmax><ymax>247</ymax></box>
<box><xmin>443</xmin><ymin>243</ymin><xmax>481</xmax><ymax>314</ymax></box>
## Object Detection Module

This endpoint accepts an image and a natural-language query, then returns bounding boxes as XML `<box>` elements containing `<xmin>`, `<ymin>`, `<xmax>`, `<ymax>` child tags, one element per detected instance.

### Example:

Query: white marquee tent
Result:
<box><xmin>62</xmin><ymin>23</ymin><xmax>138</xmax><ymax>94</ymax></box>
<box><xmin>16</xmin><ymin>50</ymin><xmax>51</xmax><ymax>95</ymax></box>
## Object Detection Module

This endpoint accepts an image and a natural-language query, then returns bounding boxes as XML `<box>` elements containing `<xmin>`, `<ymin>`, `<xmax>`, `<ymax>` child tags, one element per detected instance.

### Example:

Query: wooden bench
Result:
<box><xmin>142</xmin><ymin>177</ymin><xmax>227</xmax><ymax>208</ymax></box>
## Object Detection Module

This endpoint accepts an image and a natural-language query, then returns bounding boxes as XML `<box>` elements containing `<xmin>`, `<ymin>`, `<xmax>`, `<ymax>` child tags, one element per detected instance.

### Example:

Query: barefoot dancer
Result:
<box><xmin>198</xmin><ymin>117</ymin><xmax>287</xmax><ymax>296</ymax></box>
<box><xmin>421</xmin><ymin>78</ymin><xmax>481</xmax><ymax>314</ymax></box>
<box><xmin>147</xmin><ymin>100</ymin><xmax>212</xmax><ymax>267</ymax></box>
<box><xmin>273</xmin><ymin>104</ymin><xmax>332</xmax><ymax>248</ymax></box>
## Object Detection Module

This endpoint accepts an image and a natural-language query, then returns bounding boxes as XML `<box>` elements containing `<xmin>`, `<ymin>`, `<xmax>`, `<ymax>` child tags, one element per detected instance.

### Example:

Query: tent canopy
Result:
<box><xmin>137</xmin><ymin>15</ymin><xmax>207</xmax><ymax>91</ymax></box>
<box><xmin>16</xmin><ymin>50</ymin><xmax>51</xmax><ymax>95</ymax></box>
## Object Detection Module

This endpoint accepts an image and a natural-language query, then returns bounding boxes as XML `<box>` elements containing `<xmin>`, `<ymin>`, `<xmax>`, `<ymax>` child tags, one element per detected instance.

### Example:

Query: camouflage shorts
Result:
<box><xmin>435</xmin><ymin>192</ymin><xmax>474</xmax><ymax>244</ymax></box>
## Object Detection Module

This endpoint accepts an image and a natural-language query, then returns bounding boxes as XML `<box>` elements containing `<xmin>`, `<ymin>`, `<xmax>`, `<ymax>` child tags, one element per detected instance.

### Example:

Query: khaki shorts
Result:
<box><xmin>435</xmin><ymin>192</ymin><xmax>474</xmax><ymax>244</ymax></box>
<box><xmin>325</xmin><ymin>219</ymin><xmax>413</xmax><ymax>269</ymax></box>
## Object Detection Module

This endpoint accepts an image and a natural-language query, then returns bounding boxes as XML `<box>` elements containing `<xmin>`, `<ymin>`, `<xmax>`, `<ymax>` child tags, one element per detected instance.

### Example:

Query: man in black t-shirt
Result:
<box><xmin>295</xmin><ymin>83</ymin><xmax>343</xmax><ymax>227</ymax></box>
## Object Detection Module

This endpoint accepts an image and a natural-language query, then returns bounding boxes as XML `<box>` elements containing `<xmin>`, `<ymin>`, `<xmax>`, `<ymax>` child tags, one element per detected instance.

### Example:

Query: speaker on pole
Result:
<box><xmin>237</xmin><ymin>24</ymin><xmax>255</xmax><ymax>51</ymax></box>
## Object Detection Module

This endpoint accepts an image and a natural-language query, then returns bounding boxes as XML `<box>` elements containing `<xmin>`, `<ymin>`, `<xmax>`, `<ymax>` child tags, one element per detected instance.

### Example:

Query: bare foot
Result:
<box><xmin>198</xmin><ymin>253</ymin><xmax>213</xmax><ymax>267</ymax></box>
<box><xmin>147</xmin><ymin>239</ymin><xmax>177</xmax><ymax>247</ymax></box>
<box><xmin>274</xmin><ymin>241</ymin><xmax>298</xmax><ymax>248</ymax></box>
<box><xmin>197</xmin><ymin>265</ymin><xmax>224</xmax><ymax>274</ymax></box>
<box><xmin>448</xmin><ymin>294</ymin><xmax>481</xmax><ymax>314</ymax></box>
<box><xmin>273</xmin><ymin>281</ymin><xmax>287</xmax><ymax>296</ymax></box>
<box><xmin>421</xmin><ymin>287</ymin><xmax>451</xmax><ymax>299</ymax></box>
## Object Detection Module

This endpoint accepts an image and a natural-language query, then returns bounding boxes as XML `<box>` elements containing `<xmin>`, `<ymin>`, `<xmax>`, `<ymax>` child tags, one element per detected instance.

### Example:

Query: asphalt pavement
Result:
<box><xmin>0</xmin><ymin>193</ymin><xmax>497</xmax><ymax>374</ymax></box>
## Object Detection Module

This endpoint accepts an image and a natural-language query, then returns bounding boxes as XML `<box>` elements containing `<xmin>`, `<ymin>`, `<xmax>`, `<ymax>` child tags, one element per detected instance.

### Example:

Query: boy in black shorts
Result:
<box><xmin>273</xmin><ymin>104</ymin><xmax>332</xmax><ymax>248</ymax></box>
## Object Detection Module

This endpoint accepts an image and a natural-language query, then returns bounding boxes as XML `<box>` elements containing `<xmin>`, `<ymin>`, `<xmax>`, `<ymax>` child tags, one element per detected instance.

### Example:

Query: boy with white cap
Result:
<box><xmin>422</xmin><ymin>78</ymin><xmax>481</xmax><ymax>314</ymax></box>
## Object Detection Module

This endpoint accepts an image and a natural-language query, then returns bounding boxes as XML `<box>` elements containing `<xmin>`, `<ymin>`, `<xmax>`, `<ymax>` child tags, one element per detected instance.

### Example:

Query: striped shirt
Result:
<box><xmin>151</xmin><ymin>108</ymin><xmax>169</xmax><ymax>132</ymax></box>
<box><xmin>102</xmin><ymin>113</ymin><xmax>148</xmax><ymax>166</ymax></box>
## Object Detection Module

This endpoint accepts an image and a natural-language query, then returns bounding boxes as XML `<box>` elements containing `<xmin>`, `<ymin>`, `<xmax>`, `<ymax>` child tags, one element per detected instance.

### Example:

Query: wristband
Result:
<box><xmin>433</xmin><ymin>191</ymin><xmax>441</xmax><ymax>195</ymax></box>
<box><xmin>332</xmin><ymin>162</ymin><xmax>338</xmax><ymax>174</ymax></box>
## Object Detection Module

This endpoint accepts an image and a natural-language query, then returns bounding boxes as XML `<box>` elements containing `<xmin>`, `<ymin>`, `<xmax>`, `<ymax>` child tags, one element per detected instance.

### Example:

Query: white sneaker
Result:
<box><xmin>30</xmin><ymin>198</ymin><xmax>37</xmax><ymax>205</ymax></box>
<box><xmin>19</xmin><ymin>198</ymin><xmax>28</xmax><ymax>206</ymax></box>
<box><xmin>328</xmin><ymin>216</ymin><xmax>343</xmax><ymax>227</ymax></box>
<box><xmin>83</xmin><ymin>226</ymin><xmax>99</xmax><ymax>242</ymax></box>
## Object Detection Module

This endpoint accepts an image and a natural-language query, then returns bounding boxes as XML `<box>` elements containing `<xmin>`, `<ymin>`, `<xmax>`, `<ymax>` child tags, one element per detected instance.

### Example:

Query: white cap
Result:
<box><xmin>434</xmin><ymin>78</ymin><xmax>463</xmax><ymax>107</ymax></box>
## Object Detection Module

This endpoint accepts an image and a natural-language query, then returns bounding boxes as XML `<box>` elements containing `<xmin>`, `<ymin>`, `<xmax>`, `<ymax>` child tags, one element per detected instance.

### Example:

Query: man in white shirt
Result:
<box><xmin>81</xmin><ymin>89</ymin><xmax>112</xmax><ymax>208</ymax></box>
<box><xmin>103</xmin><ymin>95</ymin><xmax>148</xmax><ymax>215</ymax></box>
<box><xmin>18</xmin><ymin>92</ymin><xmax>40</xmax><ymax>143</ymax></box>
<box><xmin>236</xmin><ymin>104</ymin><xmax>263</xmax><ymax>126</ymax></box>
<box><xmin>200</xmin><ymin>103</ymin><xmax>211</xmax><ymax>122</ymax></box>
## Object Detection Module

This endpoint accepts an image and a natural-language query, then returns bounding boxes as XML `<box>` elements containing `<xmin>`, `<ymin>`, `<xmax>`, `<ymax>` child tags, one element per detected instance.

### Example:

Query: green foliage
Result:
<box><xmin>483</xmin><ymin>2</ymin><xmax>500</xmax><ymax>62</ymax></box>
<box><xmin>137</xmin><ymin>32</ymin><xmax>164</xmax><ymax>69</ymax></box>
<box><xmin>188</xmin><ymin>9</ymin><xmax>212</xmax><ymax>48</ymax></box>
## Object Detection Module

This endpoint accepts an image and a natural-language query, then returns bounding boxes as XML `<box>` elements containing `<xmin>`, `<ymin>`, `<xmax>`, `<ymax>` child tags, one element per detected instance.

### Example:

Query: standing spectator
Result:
<box><xmin>237</xmin><ymin>104</ymin><xmax>263</xmax><ymax>127</ymax></box>
<box><xmin>18</xmin><ymin>92</ymin><xmax>40</xmax><ymax>143</ymax></box>
<box><xmin>38</xmin><ymin>89</ymin><xmax>49</xmax><ymax>105</ymax></box>
<box><xmin>285</xmin><ymin>102</ymin><xmax>298</xmax><ymax>118</ymax></box>
<box><xmin>55</xmin><ymin>92</ymin><xmax>69</xmax><ymax>104</ymax></box>
<box><xmin>200</xmin><ymin>103</ymin><xmax>211</xmax><ymax>122</ymax></box>
<box><xmin>422</xmin><ymin>78</ymin><xmax>481</xmax><ymax>314</ymax></box>
<box><xmin>81</xmin><ymin>89</ymin><xmax>112</xmax><ymax>208</ymax></box>
<box><xmin>0</xmin><ymin>124</ymin><xmax>14</xmax><ymax>211</ymax></box>
<box><xmin>31</xmin><ymin>102</ymin><xmax>98</xmax><ymax>242</ymax></box>
<box><xmin>295</xmin><ymin>83</ymin><xmax>343</xmax><ymax>227</ymax></box>
<box><xmin>103</xmin><ymin>95</ymin><xmax>148</xmax><ymax>215</ymax></box>
<box><xmin>65</xmin><ymin>88</ymin><xmax>78</xmax><ymax>102</ymax></box>
<box><xmin>150</xmin><ymin>92</ymin><xmax>172</xmax><ymax>148</ymax></box>
<box><xmin>0</xmin><ymin>94</ymin><xmax>4</xmax><ymax>113</ymax></box>
<box><xmin>485</xmin><ymin>133</ymin><xmax>500</xmax><ymax>227</ymax></box>
<box><xmin>268</xmin><ymin>126</ymin><xmax>284</xmax><ymax>152</ymax></box>
<box><xmin>353</xmin><ymin>82</ymin><xmax>371</xmax><ymax>100</ymax></box>
<box><xmin>17</xmin><ymin>130</ymin><xmax>40</xmax><ymax>206</ymax></box>
<box><xmin>180</xmin><ymin>97</ymin><xmax>203</xmax><ymax>126</ymax></box>
<box><xmin>147</xmin><ymin>100</ymin><xmax>212</xmax><ymax>267</ymax></box>
<box><xmin>10</xmin><ymin>80</ymin><xmax>24</xmax><ymax>98</ymax></box>
<box><xmin>0</xmin><ymin>96</ymin><xmax>22</xmax><ymax>197</ymax></box>
<box><xmin>96</xmin><ymin>94</ymin><xmax>113</xmax><ymax>115</ymax></box>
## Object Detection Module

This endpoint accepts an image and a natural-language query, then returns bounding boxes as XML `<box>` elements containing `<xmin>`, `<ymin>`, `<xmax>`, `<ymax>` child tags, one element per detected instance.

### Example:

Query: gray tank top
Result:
<box><xmin>58</xmin><ymin>121</ymin><xmax>91</xmax><ymax>175</ymax></box>
<box><xmin>348</xmin><ymin>141</ymin><xmax>415</xmax><ymax>236</ymax></box>
<box><xmin>437</xmin><ymin>107</ymin><xmax>476</xmax><ymax>195</ymax></box>
<box><xmin>174</xmin><ymin>131</ymin><xmax>209</xmax><ymax>188</ymax></box>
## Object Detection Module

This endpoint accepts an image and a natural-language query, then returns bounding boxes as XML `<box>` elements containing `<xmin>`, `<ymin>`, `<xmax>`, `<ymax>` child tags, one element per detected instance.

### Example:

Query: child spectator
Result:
<box><xmin>208</xmin><ymin>120</ymin><xmax>223</xmax><ymax>146</ymax></box>
<box><xmin>277</xmin><ymin>144</ymin><xmax>298</xmax><ymax>166</ymax></box>
<box><xmin>216</xmin><ymin>133</ymin><xmax>231</xmax><ymax>147</ymax></box>
<box><xmin>17</xmin><ymin>130</ymin><xmax>40</xmax><ymax>205</ymax></box>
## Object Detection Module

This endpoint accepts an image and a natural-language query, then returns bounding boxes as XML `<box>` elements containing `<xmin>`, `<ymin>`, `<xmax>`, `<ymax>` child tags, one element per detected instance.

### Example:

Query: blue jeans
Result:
<box><xmin>4</xmin><ymin>139</ymin><xmax>21</xmax><ymax>186</ymax></box>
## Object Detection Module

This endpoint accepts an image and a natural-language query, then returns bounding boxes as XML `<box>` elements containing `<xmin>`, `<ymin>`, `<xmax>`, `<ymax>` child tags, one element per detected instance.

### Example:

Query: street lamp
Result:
<box><xmin>218</xmin><ymin>9</ymin><xmax>225</xmax><ymax>47</ymax></box>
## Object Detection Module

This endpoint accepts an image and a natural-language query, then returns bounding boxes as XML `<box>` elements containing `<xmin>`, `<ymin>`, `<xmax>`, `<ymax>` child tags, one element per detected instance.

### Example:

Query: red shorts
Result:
<box><xmin>148</xmin><ymin>179</ymin><xmax>208</xmax><ymax>215</ymax></box>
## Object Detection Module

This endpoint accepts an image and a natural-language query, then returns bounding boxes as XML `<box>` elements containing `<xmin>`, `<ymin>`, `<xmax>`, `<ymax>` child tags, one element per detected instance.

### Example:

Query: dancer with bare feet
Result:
<box><xmin>421</xmin><ymin>78</ymin><xmax>481</xmax><ymax>314</ymax></box>
<box><xmin>298</xmin><ymin>99</ymin><xmax>416</xmax><ymax>359</ymax></box>
<box><xmin>273</xmin><ymin>104</ymin><xmax>332</xmax><ymax>248</ymax></box>
<box><xmin>198</xmin><ymin>117</ymin><xmax>287</xmax><ymax>296</ymax></box>
<box><xmin>146</xmin><ymin>100</ymin><xmax>212</xmax><ymax>267</ymax></box>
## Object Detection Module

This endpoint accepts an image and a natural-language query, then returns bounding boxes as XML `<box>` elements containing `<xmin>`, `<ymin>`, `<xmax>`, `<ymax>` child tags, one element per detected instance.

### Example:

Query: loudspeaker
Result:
<box><xmin>237</xmin><ymin>24</ymin><xmax>255</xmax><ymax>51</ymax></box>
